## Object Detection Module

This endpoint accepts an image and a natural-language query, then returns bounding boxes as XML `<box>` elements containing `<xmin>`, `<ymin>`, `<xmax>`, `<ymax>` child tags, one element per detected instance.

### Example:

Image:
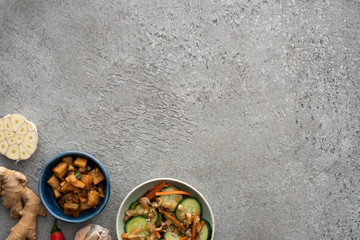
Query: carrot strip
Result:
<box><xmin>199</xmin><ymin>221</ymin><xmax>205</xmax><ymax>230</ymax></box>
<box><xmin>148</xmin><ymin>181</ymin><xmax>164</xmax><ymax>191</ymax></box>
<box><xmin>179</xmin><ymin>237</ymin><xmax>187</xmax><ymax>240</ymax></box>
<box><xmin>146</xmin><ymin>181</ymin><xmax>166</xmax><ymax>200</ymax></box>
<box><xmin>192</xmin><ymin>213</ymin><xmax>197</xmax><ymax>240</ymax></box>
<box><xmin>167</xmin><ymin>183</ymin><xmax>178</xmax><ymax>191</ymax></box>
<box><xmin>155</xmin><ymin>191</ymin><xmax>193</xmax><ymax>197</ymax></box>
<box><xmin>158</xmin><ymin>208</ymin><xmax>186</xmax><ymax>231</ymax></box>
<box><xmin>155</xmin><ymin>231</ymin><xmax>161</xmax><ymax>239</ymax></box>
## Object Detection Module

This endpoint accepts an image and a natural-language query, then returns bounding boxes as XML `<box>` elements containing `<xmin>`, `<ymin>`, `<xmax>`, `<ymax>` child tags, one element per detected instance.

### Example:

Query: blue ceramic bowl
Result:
<box><xmin>39</xmin><ymin>151</ymin><xmax>111</xmax><ymax>223</ymax></box>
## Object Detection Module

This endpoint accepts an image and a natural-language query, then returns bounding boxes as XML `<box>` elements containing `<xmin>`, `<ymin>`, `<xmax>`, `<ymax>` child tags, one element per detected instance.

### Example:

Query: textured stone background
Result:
<box><xmin>0</xmin><ymin>0</ymin><xmax>359</xmax><ymax>239</ymax></box>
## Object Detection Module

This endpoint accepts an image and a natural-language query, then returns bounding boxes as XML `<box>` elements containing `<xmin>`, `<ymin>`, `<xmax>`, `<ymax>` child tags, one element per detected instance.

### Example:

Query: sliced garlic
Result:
<box><xmin>16</xmin><ymin>134</ymin><xmax>25</xmax><ymax>145</ymax></box>
<box><xmin>0</xmin><ymin>131</ymin><xmax>5</xmax><ymax>141</ymax></box>
<box><xmin>10</xmin><ymin>114</ymin><xmax>25</xmax><ymax>132</ymax></box>
<box><xmin>24</xmin><ymin>132</ymin><xmax>38</xmax><ymax>144</ymax></box>
<box><xmin>17</xmin><ymin>123</ymin><xmax>28</xmax><ymax>135</ymax></box>
<box><xmin>3</xmin><ymin>117</ymin><xmax>13</xmax><ymax>131</ymax></box>
<box><xmin>0</xmin><ymin>140</ymin><xmax>9</xmax><ymax>155</ymax></box>
<box><xmin>19</xmin><ymin>144</ymin><xmax>31</xmax><ymax>160</ymax></box>
<box><xmin>6</xmin><ymin>144</ymin><xmax>19</xmax><ymax>160</ymax></box>
<box><xmin>5</xmin><ymin>131</ymin><xmax>15</xmax><ymax>139</ymax></box>
<box><xmin>27</xmin><ymin>122</ymin><xmax>36</xmax><ymax>132</ymax></box>
<box><xmin>7</xmin><ymin>136</ymin><xmax>16</xmax><ymax>145</ymax></box>
<box><xmin>0</xmin><ymin>114</ymin><xmax>38</xmax><ymax>160</ymax></box>
<box><xmin>22</xmin><ymin>142</ymin><xmax>37</xmax><ymax>155</ymax></box>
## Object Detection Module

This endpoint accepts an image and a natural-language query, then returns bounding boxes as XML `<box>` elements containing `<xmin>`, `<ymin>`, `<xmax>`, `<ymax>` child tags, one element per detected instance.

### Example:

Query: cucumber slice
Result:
<box><xmin>196</xmin><ymin>220</ymin><xmax>212</xmax><ymax>240</ymax></box>
<box><xmin>156</xmin><ymin>210</ymin><xmax>162</xmax><ymax>227</ymax></box>
<box><xmin>133</xmin><ymin>203</ymin><xmax>142</xmax><ymax>211</ymax></box>
<box><xmin>153</xmin><ymin>209</ymin><xmax>159</xmax><ymax>224</ymax></box>
<box><xmin>134</xmin><ymin>204</ymin><xmax>159</xmax><ymax>223</ymax></box>
<box><xmin>160</xmin><ymin>186</ymin><xmax>183</xmax><ymax>212</ymax></box>
<box><xmin>163</xmin><ymin>226</ymin><xmax>184</xmax><ymax>240</ymax></box>
<box><xmin>128</xmin><ymin>200</ymin><xmax>139</xmax><ymax>210</ymax></box>
<box><xmin>125</xmin><ymin>216</ymin><xmax>149</xmax><ymax>237</ymax></box>
<box><xmin>175</xmin><ymin>198</ymin><xmax>202</xmax><ymax>222</ymax></box>
<box><xmin>163</xmin><ymin>232</ymin><xmax>182</xmax><ymax>240</ymax></box>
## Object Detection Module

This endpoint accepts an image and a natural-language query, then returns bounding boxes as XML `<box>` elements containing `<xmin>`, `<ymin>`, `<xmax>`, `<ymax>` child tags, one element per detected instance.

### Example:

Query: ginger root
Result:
<box><xmin>0</xmin><ymin>166</ymin><xmax>46</xmax><ymax>240</ymax></box>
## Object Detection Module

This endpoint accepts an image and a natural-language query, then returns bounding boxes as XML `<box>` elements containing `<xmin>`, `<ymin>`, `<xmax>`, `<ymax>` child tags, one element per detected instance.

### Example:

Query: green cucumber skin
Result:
<box><xmin>156</xmin><ymin>211</ymin><xmax>163</xmax><ymax>227</ymax></box>
<box><xmin>196</xmin><ymin>220</ymin><xmax>212</xmax><ymax>240</ymax></box>
<box><xmin>133</xmin><ymin>203</ymin><xmax>142</xmax><ymax>212</ymax></box>
<box><xmin>153</xmin><ymin>209</ymin><xmax>160</xmax><ymax>224</ymax></box>
<box><xmin>124</xmin><ymin>216</ymin><xmax>149</xmax><ymax>237</ymax></box>
<box><xmin>175</xmin><ymin>197</ymin><xmax>202</xmax><ymax>222</ymax></box>
<box><xmin>128</xmin><ymin>200</ymin><xmax>139</xmax><ymax>210</ymax></box>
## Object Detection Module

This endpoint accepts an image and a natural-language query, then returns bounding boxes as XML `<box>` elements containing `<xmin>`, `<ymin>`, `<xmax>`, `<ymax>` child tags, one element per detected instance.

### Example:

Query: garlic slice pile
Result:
<box><xmin>0</xmin><ymin>114</ymin><xmax>38</xmax><ymax>160</ymax></box>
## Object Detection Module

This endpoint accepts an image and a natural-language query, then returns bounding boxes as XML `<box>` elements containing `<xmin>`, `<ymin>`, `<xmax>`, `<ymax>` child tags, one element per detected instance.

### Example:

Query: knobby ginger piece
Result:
<box><xmin>0</xmin><ymin>114</ymin><xmax>38</xmax><ymax>161</ymax></box>
<box><xmin>0</xmin><ymin>166</ymin><xmax>46</xmax><ymax>239</ymax></box>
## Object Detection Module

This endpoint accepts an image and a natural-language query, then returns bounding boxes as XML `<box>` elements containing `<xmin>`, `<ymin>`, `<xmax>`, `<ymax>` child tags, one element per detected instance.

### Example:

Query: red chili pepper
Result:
<box><xmin>51</xmin><ymin>219</ymin><xmax>65</xmax><ymax>240</ymax></box>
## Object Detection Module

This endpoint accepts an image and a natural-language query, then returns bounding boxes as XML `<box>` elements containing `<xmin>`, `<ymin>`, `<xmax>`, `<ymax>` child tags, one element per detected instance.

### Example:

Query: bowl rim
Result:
<box><xmin>116</xmin><ymin>178</ymin><xmax>215</xmax><ymax>239</ymax></box>
<box><xmin>38</xmin><ymin>150</ymin><xmax>111</xmax><ymax>223</ymax></box>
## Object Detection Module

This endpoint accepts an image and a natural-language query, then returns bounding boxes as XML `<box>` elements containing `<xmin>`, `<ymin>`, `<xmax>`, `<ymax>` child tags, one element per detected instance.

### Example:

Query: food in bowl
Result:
<box><xmin>47</xmin><ymin>156</ymin><xmax>105</xmax><ymax>217</ymax></box>
<box><xmin>121</xmin><ymin>181</ymin><xmax>212</xmax><ymax>240</ymax></box>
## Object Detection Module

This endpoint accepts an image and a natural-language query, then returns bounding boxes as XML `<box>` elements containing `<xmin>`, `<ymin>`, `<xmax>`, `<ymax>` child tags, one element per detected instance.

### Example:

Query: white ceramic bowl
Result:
<box><xmin>116</xmin><ymin>178</ymin><xmax>215</xmax><ymax>240</ymax></box>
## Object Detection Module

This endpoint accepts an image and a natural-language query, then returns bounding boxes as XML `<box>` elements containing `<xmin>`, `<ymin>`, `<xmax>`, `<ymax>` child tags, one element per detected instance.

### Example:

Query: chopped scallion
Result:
<box><xmin>75</xmin><ymin>171</ymin><xmax>81</xmax><ymax>179</ymax></box>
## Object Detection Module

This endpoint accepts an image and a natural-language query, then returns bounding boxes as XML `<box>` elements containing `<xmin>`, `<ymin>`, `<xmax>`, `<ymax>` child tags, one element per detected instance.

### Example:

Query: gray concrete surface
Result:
<box><xmin>0</xmin><ymin>0</ymin><xmax>359</xmax><ymax>239</ymax></box>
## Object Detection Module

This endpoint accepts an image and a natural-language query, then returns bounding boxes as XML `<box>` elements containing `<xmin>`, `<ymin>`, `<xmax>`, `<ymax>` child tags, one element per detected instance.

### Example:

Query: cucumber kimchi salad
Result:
<box><xmin>121</xmin><ymin>181</ymin><xmax>211</xmax><ymax>240</ymax></box>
